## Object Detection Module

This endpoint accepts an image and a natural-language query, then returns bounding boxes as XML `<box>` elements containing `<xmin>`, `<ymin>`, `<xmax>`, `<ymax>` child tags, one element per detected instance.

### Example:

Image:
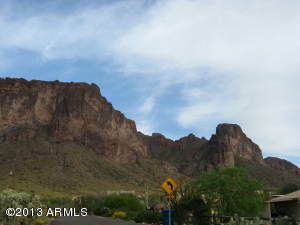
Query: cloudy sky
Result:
<box><xmin>0</xmin><ymin>0</ymin><xmax>299</xmax><ymax>164</ymax></box>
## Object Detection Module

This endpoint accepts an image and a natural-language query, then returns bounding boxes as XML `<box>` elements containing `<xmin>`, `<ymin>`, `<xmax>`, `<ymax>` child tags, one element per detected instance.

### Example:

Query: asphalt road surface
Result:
<box><xmin>49</xmin><ymin>216</ymin><xmax>144</xmax><ymax>225</ymax></box>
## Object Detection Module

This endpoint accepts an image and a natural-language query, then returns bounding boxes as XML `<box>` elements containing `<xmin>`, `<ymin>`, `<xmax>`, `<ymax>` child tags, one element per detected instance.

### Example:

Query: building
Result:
<box><xmin>266</xmin><ymin>190</ymin><xmax>300</xmax><ymax>219</ymax></box>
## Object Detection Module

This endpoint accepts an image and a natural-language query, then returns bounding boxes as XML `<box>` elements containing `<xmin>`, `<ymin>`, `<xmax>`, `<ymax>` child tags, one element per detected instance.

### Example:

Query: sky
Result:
<box><xmin>0</xmin><ymin>0</ymin><xmax>299</xmax><ymax>164</ymax></box>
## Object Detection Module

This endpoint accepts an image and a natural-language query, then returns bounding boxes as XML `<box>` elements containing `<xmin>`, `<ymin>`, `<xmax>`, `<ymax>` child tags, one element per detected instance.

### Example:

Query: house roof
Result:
<box><xmin>268</xmin><ymin>190</ymin><xmax>300</xmax><ymax>203</ymax></box>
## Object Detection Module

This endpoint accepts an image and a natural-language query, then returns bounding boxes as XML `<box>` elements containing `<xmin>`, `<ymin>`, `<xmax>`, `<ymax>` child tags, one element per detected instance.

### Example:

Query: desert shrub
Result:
<box><xmin>171</xmin><ymin>184</ymin><xmax>212</xmax><ymax>225</ymax></box>
<box><xmin>146</xmin><ymin>193</ymin><xmax>161</xmax><ymax>207</ymax></box>
<box><xmin>30</xmin><ymin>218</ymin><xmax>47</xmax><ymax>225</ymax></box>
<box><xmin>133</xmin><ymin>210</ymin><xmax>162</xmax><ymax>224</ymax></box>
<box><xmin>74</xmin><ymin>195</ymin><xmax>102</xmax><ymax>214</ymax></box>
<box><xmin>43</xmin><ymin>197</ymin><xmax>74</xmax><ymax>209</ymax></box>
<box><xmin>78</xmin><ymin>193</ymin><xmax>162</xmax><ymax>223</ymax></box>
<box><xmin>225</xmin><ymin>217</ymin><xmax>265</xmax><ymax>225</ymax></box>
<box><xmin>273</xmin><ymin>217</ymin><xmax>295</xmax><ymax>225</ymax></box>
<box><xmin>0</xmin><ymin>189</ymin><xmax>44</xmax><ymax>225</ymax></box>
<box><xmin>112</xmin><ymin>211</ymin><xmax>127</xmax><ymax>219</ymax></box>
<box><xmin>100</xmin><ymin>194</ymin><xmax>144</xmax><ymax>212</ymax></box>
<box><xmin>78</xmin><ymin>193</ymin><xmax>145</xmax><ymax>220</ymax></box>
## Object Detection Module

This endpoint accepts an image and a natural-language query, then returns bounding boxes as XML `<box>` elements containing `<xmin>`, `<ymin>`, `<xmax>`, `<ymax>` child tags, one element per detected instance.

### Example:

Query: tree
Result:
<box><xmin>167</xmin><ymin>182</ymin><xmax>212</xmax><ymax>225</ymax></box>
<box><xmin>194</xmin><ymin>167</ymin><xmax>267</xmax><ymax>217</ymax></box>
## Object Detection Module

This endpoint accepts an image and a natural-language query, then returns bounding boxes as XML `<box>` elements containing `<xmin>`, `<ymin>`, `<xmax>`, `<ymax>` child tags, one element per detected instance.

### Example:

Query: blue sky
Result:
<box><xmin>1</xmin><ymin>0</ymin><xmax>300</xmax><ymax>165</ymax></box>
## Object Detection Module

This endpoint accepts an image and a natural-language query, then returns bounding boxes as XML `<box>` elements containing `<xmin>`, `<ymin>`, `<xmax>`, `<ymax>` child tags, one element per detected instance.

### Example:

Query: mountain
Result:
<box><xmin>0</xmin><ymin>78</ymin><xmax>299</xmax><ymax>196</ymax></box>
<box><xmin>141</xmin><ymin>124</ymin><xmax>300</xmax><ymax>188</ymax></box>
<box><xmin>141</xmin><ymin>124</ymin><xmax>265</xmax><ymax>176</ymax></box>
<box><xmin>0</xmin><ymin>78</ymin><xmax>184</xmax><ymax>196</ymax></box>
<box><xmin>0</xmin><ymin>78</ymin><xmax>147</xmax><ymax>163</ymax></box>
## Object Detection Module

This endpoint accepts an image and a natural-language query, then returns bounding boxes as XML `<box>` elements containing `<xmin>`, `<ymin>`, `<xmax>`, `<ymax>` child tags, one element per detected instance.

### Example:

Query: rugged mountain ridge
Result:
<box><xmin>141</xmin><ymin>124</ymin><xmax>266</xmax><ymax>175</ymax></box>
<box><xmin>142</xmin><ymin>124</ymin><xmax>300</xmax><ymax>188</ymax></box>
<box><xmin>0</xmin><ymin>78</ymin><xmax>299</xmax><ymax>195</ymax></box>
<box><xmin>207</xmin><ymin>124</ymin><xmax>265</xmax><ymax>167</ymax></box>
<box><xmin>0</xmin><ymin>78</ymin><xmax>147</xmax><ymax>163</ymax></box>
<box><xmin>264</xmin><ymin>157</ymin><xmax>300</xmax><ymax>175</ymax></box>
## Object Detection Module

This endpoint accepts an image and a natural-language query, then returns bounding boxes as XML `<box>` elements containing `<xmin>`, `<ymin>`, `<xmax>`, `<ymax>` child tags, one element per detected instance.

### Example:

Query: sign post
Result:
<box><xmin>161</xmin><ymin>178</ymin><xmax>177</xmax><ymax>225</ymax></box>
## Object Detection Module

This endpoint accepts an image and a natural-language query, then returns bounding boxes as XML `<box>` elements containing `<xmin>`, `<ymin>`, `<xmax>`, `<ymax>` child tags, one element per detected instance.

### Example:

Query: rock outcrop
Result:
<box><xmin>142</xmin><ymin>124</ymin><xmax>265</xmax><ymax>175</ymax></box>
<box><xmin>206</xmin><ymin>124</ymin><xmax>264</xmax><ymax>168</ymax></box>
<box><xmin>265</xmin><ymin>157</ymin><xmax>300</xmax><ymax>175</ymax></box>
<box><xmin>0</xmin><ymin>78</ymin><xmax>147</xmax><ymax>163</ymax></box>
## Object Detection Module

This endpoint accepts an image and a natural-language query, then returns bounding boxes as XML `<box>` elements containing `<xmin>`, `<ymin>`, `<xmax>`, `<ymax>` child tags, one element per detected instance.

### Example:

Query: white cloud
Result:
<box><xmin>0</xmin><ymin>1</ymin><xmax>145</xmax><ymax>61</ymax></box>
<box><xmin>139</xmin><ymin>96</ymin><xmax>155</xmax><ymax>114</ymax></box>
<box><xmin>136</xmin><ymin>119</ymin><xmax>154</xmax><ymax>135</ymax></box>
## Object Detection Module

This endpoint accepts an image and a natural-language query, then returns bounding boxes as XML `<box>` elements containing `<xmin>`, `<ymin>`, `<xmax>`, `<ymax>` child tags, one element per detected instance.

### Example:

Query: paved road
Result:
<box><xmin>49</xmin><ymin>216</ymin><xmax>143</xmax><ymax>225</ymax></box>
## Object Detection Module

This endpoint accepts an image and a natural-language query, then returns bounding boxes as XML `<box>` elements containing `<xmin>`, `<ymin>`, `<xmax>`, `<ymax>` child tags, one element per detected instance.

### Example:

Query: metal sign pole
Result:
<box><xmin>169</xmin><ymin>198</ymin><xmax>171</xmax><ymax>225</ymax></box>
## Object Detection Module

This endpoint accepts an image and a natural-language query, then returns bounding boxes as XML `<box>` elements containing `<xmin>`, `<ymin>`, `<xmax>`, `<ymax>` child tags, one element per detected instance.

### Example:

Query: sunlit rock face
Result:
<box><xmin>0</xmin><ymin>78</ymin><xmax>147</xmax><ymax>163</ymax></box>
<box><xmin>207</xmin><ymin>124</ymin><xmax>265</xmax><ymax>168</ymax></box>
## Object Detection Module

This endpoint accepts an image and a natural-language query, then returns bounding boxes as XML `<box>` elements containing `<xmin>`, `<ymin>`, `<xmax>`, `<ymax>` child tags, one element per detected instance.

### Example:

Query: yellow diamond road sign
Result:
<box><xmin>161</xmin><ymin>178</ymin><xmax>177</xmax><ymax>195</ymax></box>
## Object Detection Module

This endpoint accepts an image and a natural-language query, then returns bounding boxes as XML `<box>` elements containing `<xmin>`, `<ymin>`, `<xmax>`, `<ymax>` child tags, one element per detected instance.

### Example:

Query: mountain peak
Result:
<box><xmin>208</xmin><ymin>123</ymin><xmax>264</xmax><ymax>167</ymax></box>
<box><xmin>216</xmin><ymin>123</ymin><xmax>245</xmax><ymax>138</ymax></box>
<box><xmin>175</xmin><ymin>133</ymin><xmax>200</xmax><ymax>144</ymax></box>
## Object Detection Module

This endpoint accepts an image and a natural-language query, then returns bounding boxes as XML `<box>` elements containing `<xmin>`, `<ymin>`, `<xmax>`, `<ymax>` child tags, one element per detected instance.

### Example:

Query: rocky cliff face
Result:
<box><xmin>206</xmin><ymin>124</ymin><xmax>264</xmax><ymax>168</ymax></box>
<box><xmin>265</xmin><ymin>157</ymin><xmax>300</xmax><ymax>175</ymax></box>
<box><xmin>0</xmin><ymin>78</ymin><xmax>147</xmax><ymax>163</ymax></box>
<box><xmin>141</xmin><ymin>132</ymin><xmax>206</xmax><ymax>159</ymax></box>
<box><xmin>142</xmin><ymin>123</ymin><xmax>265</xmax><ymax>175</ymax></box>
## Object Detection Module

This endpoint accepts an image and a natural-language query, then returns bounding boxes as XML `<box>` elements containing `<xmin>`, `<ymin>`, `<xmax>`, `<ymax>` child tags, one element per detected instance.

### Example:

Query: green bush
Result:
<box><xmin>134</xmin><ymin>210</ymin><xmax>162</xmax><ymax>224</ymax></box>
<box><xmin>225</xmin><ymin>217</ymin><xmax>265</xmax><ymax>225</ymax></box>
<box><xmin>101</xmin><ymin>194</ymin><xmax>143</xmax><ymax>212</ymax></box>
<box><xmin>43</xmin><ymin>197</ymin><xmax>74</xmax><ymax>209</ymax></box>
<box><xmin>78</xmin><ymin>193</ymin><xmax>163</xmax><ymax>223</ymax></box>
<box><xmin>79</xmin><ymin>193</ymin><xmax>145</xmax><ymax>221</ymax></box>
<box><xmin>274</xmin><ymin>217</ymin><xmax>295</xmax><ymax>225</ymax></box>
<box><xmin>146</xmin><ymin>193</ymin><xmax>161</xmax><ymax>207</ymax></box>
<box><xmin>0</xmin><ymin>189</ymin><xmax>44</xmax><ymax>225</ymax></box>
